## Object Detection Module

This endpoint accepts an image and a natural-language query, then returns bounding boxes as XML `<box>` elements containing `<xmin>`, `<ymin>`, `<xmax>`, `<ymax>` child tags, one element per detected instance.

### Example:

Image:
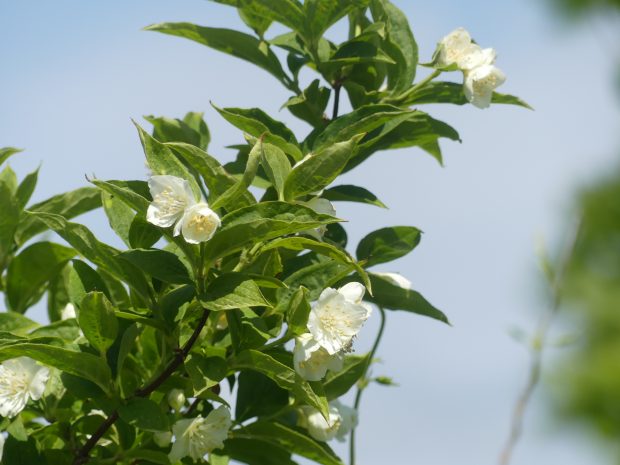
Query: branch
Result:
<box><xmin>332</xmin><ymin>83</ymin><xmax>342</xmax><ymax>120</ymax></box>
<box><xmin>73</xmin><ymin>308</ymin><xmax>211</xmax><ymax>465</ymax></box>
<box><xmin>498</xmin><ymin>215</ymin><xmax>583</xmax><ymax>465</ymax></box>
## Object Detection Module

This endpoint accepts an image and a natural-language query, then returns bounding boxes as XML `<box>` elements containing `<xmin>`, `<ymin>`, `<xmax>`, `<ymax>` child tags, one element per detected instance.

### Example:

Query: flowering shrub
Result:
<box><xmin>0</xmin><ymin>1</ymin><xmax>527</xmax><ymax>464</ymax></box>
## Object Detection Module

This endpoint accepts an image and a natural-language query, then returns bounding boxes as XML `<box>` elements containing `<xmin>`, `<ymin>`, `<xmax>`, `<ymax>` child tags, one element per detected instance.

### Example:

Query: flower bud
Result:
<box><xmin>167</xmin><ymin>388</ymin><xmax>186</xmax><ymax>411</ymax></box>
<box><xmin>153</xmin><ymin>431</ymin><xmax>172</xmax><ymax>447</ymax></box>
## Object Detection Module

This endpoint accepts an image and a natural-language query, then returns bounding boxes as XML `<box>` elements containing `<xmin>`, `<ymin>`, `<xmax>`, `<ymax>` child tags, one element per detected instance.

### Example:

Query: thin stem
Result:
<box><xmin>332</xmin><ymin>83</ymin><xmax>342</xmax><ymax>120</ymax></box>
<box><xmin>385</xmin><ymin>69</ymin><xmax>441</xmax><ymax>105</ymax></box>
<box><xmin>498</xmin><ymin>215</ymin><xmax>583</xmax><ymax>465</ymax></box>
<box><xmin>350</xmin><ymin>306</ymin><xmax>387</xmax><ymax>465</ymax></box>
<box><xmin>73</xmin><ymin>307</ymin><xmax>211</xmax><ymax>465</ymax></box>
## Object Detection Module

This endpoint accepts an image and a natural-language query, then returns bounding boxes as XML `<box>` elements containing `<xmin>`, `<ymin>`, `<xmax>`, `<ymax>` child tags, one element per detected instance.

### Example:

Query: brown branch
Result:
<box><xmin>73</xmin><ymin>308</ymin><xmax>211</xmax><ymax>465</ymax></box>
<box><xmin>332</xmin><ymin>83</ymin><xmax>342</xmax><ymax>120</ymax></box>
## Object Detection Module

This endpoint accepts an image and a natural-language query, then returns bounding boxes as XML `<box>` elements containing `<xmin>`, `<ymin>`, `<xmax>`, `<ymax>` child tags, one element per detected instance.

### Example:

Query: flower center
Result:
<box><xmin>0</xmin><ymin>369</ymin><xmax>30</xmax><ymax>397</ymax></box>
<box><xmin>155</xmin><ymin>188</ymin><xmax>188</xmax><ymax>215</ymax></box>
<box><xmin>187</xmin><ymin>213</ymin><xmax>218</xmax><ymax>233</ymax></box>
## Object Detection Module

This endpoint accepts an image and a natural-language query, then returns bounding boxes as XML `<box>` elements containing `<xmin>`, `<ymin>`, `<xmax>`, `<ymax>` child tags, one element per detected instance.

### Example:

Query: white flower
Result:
<box><xmin>299</xmin><ymin>404</ymin><xmax>342</xmax><ymax>442</ymax></box>
<box><xmin>147</xmin><ymin>175</ymin><xmax>195</xmax><ymax>229</ymax></box>
<box><xmin>302</xmin><ymin>197</ymin><xmax>336</xmax><ymax>240</ymax></box>
<box><xmin>463</xmin><ymin>63</ymin><xmax>506</xmax><ymax>109</ymax></box>
<box><xmin>435</xmin><ymin>28</ymin><xmax>498</xmax><ymax>72</ymax></box>
<box><xmin>299</xmin><ymin>401</ymin><xmax>358</xmax><ymax>442</ymax></box>
<box><xmin>169</xmin><ymin>406</ymin><xmax>232</xmax><ymax>462</ymax></box>
<box><xmin>307</xmin><ymin>282</ymin><xmax>372</xmax><ymax>355</ymax></box>
<box><xmin>176</xmin><ymin>203</ymin><xmax>221</xmax><ymax>244</ymax></box>
<box><xmin>167</xmin><ymin>388</ymin><xmax>186</xmax><ymax>411</ymax></box>
<box><xmin>0</xmin><ymin>357</ymin><xmax>50</xmax><ymax>418</ymax></box>
<box><xmin>146</xmin><ymin>175</ymin><xmax>220</xmax><ymax>244</ymax></box>
<box><xmin>294</xmin><ymin>333</ymin><xmax>344</xmax><ymax>381</ymax></box>
<box><xmin>153</xmin><ymin>431</ymin><xmax>172</xmax><ymax>447</ymax></box>
<box><xmin>435</xmin><ymin>28</ymin><xmax>478</xmax><ymax>70</ymax></box>
<box><xmin>373</xmin><ymin>272</ymin><xmax>411</xmax><ymax>289</ymax></box>
<box><xmin>331</xmin><ymin>400</ymin><xmax>358</xmax><ymax>442</ymax></box>
<box><xmin>60</xmin><ymin>303</ymin><xmax>76</xmax><ymax>320</ymax></box>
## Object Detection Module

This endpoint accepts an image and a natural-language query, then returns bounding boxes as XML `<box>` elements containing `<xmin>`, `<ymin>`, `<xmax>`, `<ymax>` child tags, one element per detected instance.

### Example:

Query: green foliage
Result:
<box><xmin>552</xmin><ymin>167</ymin><xmax>620</xmax><ymax>441</ymax></box>
<box><xmin>0</xmin><ymin>1</ymin><xmax>525</xmax><ymax>464</ymax></box>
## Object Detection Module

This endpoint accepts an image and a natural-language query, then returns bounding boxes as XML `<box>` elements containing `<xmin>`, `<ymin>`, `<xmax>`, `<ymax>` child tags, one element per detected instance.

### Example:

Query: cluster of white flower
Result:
<box><xmin>146</xmin><ymin>174</ymin><xmax>221</xmax><ymax>244</ymax></box>
<box><xmin>294</xmin><ymin>282</ymin><xmax>372</xmax><ymax>381</ymax></box>
<box><xmin>0</xmin><ymin>356</ymin><xmax>49</xmax><ymax>418</ymax></box>
<box><xmin>435</xmin><ymin>27</ymin><xmax>506</xmax><ymax>109</ymax></box>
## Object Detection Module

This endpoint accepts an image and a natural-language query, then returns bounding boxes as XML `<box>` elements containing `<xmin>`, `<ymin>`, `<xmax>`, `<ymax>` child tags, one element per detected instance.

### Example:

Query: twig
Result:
<box><xmin>350</xmin><ymin>306</ymin><xmax>386</xmax><ymax>465</ymax></box>
<box><xmin>332</xmin><ymin>83</ymin><xmax>342</xmax><ymax>120</ymax></box>
<box><xmin>498</xmin><ymin>215</ymin><xmax>583</xmax><ymax>465</ymax></box>
<box><xmin>73</xmin><ymin>308</ymin><xmax>211</xmax><ymax>465</ymax></box>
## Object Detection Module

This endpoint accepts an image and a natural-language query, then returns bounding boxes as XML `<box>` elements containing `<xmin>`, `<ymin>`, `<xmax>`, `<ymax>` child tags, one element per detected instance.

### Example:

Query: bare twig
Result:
<box><xmin>498</xmin><ymin>215</ymin><xmax>583</xmax><ymax>465</ymax></box>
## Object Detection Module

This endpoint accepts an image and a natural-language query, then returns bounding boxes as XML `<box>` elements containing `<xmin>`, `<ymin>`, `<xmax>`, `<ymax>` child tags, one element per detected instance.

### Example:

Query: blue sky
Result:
<box><xmin>1</xmin><ymin>1</ymin><xmax>619</xmax><ymax>464</ymax></box>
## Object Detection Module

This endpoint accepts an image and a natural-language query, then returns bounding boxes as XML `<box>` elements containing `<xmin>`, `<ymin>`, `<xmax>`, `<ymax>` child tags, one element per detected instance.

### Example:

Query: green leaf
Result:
<box><xmin>213</xmin><ymin>105</ymin><xmax>302</xmax><ymax>160</ymax></box>
<box><xmin>348</xmin><ymin>110</ymin><xmax>460</xmax><ymax>170</ymax></box>
<box><xmin>204</xmin><ymin>201</ymin><xmax>340</xmax><ymax>261</ymax></box>
<box><xmin>133</xmin><ymin>121</ymin><xmax>201</xmax><ymax>198</ymax></box>
<box><xmin>128</xmin><ymin>215</ymin><xmax>162</xmax><ymax>249</ymax></box>
<box><xmin>371</xmin><ymin>0</ymin><xmax>418</xmax><ymax>92</ymax></box>
<box><xmin>0</xmin><ymin>183</ymin><xmax>20</xmax><ymax>266</ymax></box>
<box><xmin>231</xmin><ymin>350</ymin><xmax>328</xmax><ymax>417</ymax></box>
<box><xmin>223</xmin><ymin>438</ymin><xmax>297</xmax><ymax>465</ymax></box>
<box><xmin>15</xmin><ymin>167</ymin><xmax>39</xmax><ymax>209</ymax></box>
<box><xmin>279</xmin><ymin>259</ymin><xmax>355</xmax><ymax>307</ymax></box>
<box><xmin>0</xmin><ymin>312</ymin><xmax>39</xmax><ymax>334</ymax></box>
<box><xmin>69</xmin><ymin>260</ymin><xmax>111</xmax><ymax>305</ymax></box>
<box><xmin>0</xmin><ymin>343</ymin><xmax>112</xmax><ymax>393</ymax></box>
<box><xmin>283</xmin><ymin>134</ymin><xmax>364</xmax><ymax>200</ymax></box>
<box><xmin>238</xmin><ymin>3</ymin><xmax>273</xmax><ymax>37</ymax></box>
<box><xmin>102</xmin><ymin>191</ymin><xmax>134</xmax><ymax>247</ymax></box>
<box><xmin>215</xmin><ymin>0</ymin><xmax>305</xmax><ymax>33</ymax></box>
<box><xmin>91</xmin><ymin>179</ymin><xmax>150</xmax><ymax>215</ymax></box>
<box><xmin>260</xmin><ymin>142</ymin><xmax>292</xmax><ymax>201</ymax></box>
<box><xmin>145</xmin><ymin>22</ymin><xmax>291</xmax><ymax>87</ymax></box>
<box><xmin>118</xmin><ymin>398</ymin><xmax>169</xmax><ymax>432</ymax></box>
<box><xmin>356</xmin><ymin>226</ymin><xmax>421</xmax><ymax>267</ymax></box>
<box><xmin>78</xmin><ymin>292</ymin><xmax>119</xmax><ymax>355</ymax></box>
<box><xmin>166</xmin><ymin>142</ymin><xmax>255</xmax><ymax>210</ymax></box>
<box><xmin>323</xmin><ymin>184</ymin><xmax>387</xmax><ymax>208</ymax></box>
<box><xmin>210</xmin><ymin>138</ymin><xmax>262</xmax><ymax>211</ymax></box>
<box><xmin>16</xmin><ymin>187</ymin><xmax>102</xmax><ymax>245</ymax></box>
<box><xmin>326</xmin><ymin>37</ymin><xmax>396</xmax><ymax>66</ymax></box>
<box><xmin>261</xmin><ymin>236</ymin><xmax>370</xmax><ymax>291</ymax></box>
<box><xmin>304</xmin><ymin>0</ymin><xmax>368</xmax><ymax>40</ymax></box>
<box><xmin>236</xmin><ymin>371</ymin><xmax>289</xmax><ymax>422</ymax></box>
<box><xmin>282</xmin><ymin>79</ymin><xmax>330</xmax><ymax>127</ymax></box>
<box><xmin>234</xmin><ymin>421</ymin><xmax>343</xmax><ymax>465</ymax></box>
<box><xmin>311</xmin><ymin>104</ymin><xmax>413</xmax><ymax>151</ymax></box>
<box><xmin>201</xmin><ymin>274</ymin><xmax>271</xmax><ymax>311</ymax></box>
<box><xmin>6</xmin><ymin>242</ymin><xmax>76</xmax><ymax>313</ymax></box>
<box><xmin>26</xmin><ymin>212</ymin><xmax>152</xmax><ymax>299</ymax></box>
<box><xmin>0</xmin><ymin>147</ymin><xmax>22</xmax><ymax>166</ymax></box>
<box><xmin>0</xmin><ymin>165</ymin><xmax>18</xmax><ymax>194</ymax></box>
<box><xmin>323</xmin><ymin>354</ymin><xmax>369</xmax><ymax>399</ymax></box>
<box><xmin>286</xmin><ymin>287</ymin><xmax>311</xmax><ymax>335</ymax></box>
<box><xmin>367</xmin><ymin>272</ymin><xmax>449</xmax><ymax>323</ymax></box>
<box><xmin>117</xmin><ymin>249</ymin><xmax>192</xmax><ymax>285</ymax></box>
<box><xmin>145</xmin><ymin>112</ymin><xmax>211</xmax><ymax>151</ymax></box>
<box><xmin>401</xmin><ymin>81</ymin><xmax>533</xmax><ymax>109</ymax></box>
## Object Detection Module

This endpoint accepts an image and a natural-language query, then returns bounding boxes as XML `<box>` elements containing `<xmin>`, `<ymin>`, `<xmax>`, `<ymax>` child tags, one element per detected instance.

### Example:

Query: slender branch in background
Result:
<box><xmin>498</xmin><ymin>214</ymin><xmax>583</xmax><ymax>465</ymax></box>
<box><xmin>73</xmin><ymin>307</ymin><xmax>211</xmax><ymax>465</ymax></box>
<box><xmin>350</xmin><ymin>306</ymin><xmax>387</xmax><ymax>465</ymax></box>
<box><xmin>332</xmin><ymin>83</ymin><xmax>342</xmax><ymax>120</ymax></box>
